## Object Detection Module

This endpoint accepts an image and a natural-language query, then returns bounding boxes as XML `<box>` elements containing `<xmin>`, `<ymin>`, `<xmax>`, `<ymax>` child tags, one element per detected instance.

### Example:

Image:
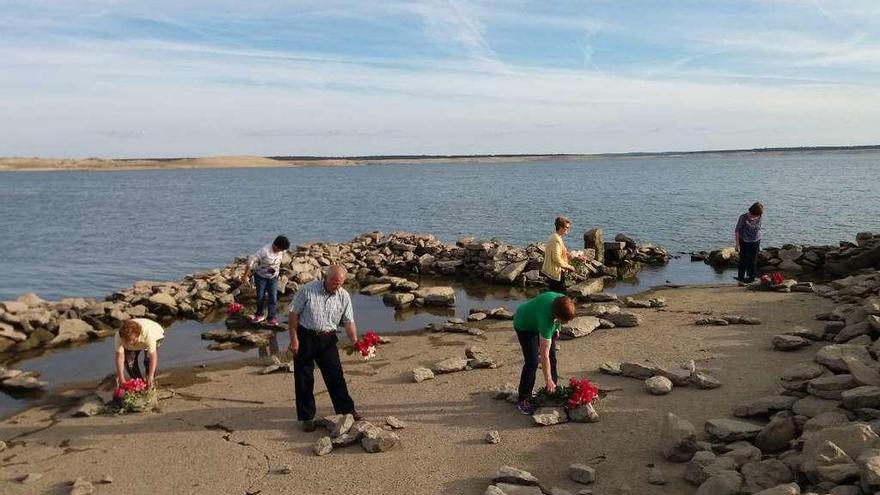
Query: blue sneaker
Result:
<box><xmin>517</xmin><ymin>399</ymin><xmax>535</xmax><ymax>415</ymax></box>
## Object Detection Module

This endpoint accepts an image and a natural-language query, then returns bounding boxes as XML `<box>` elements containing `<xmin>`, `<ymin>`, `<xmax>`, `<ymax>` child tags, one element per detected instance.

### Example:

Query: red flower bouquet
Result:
<box><xmin>226</xmin><ymin>302</ymin><xmax>243</xmax><ymax>316</ymax></box>
<box><xmin>566</xmin><ymin>377</ymin><xmax>599</xmax><ymax>410</ymax></box>
<box><xmin>759</xmin><ymin>272</ymin><xmax>785</xmax><ymax>286</ymax></box>
<box><xmin>113</xmin><ymin>378</ymin><xmax>156</xmax><ymax>413</ymax></box>
<box><xmin>345</xmin><ymin>331</ymin><xmax>381</xmax><ymax>360</ymax></box>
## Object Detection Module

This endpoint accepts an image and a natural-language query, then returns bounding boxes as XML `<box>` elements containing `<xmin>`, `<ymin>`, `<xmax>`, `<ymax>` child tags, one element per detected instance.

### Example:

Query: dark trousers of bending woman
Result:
<box><xmin>738</xmin><ymin>240</ymin><xmax>760</xmax><ymax>282</ymax></box>
<box><xmin>516</xmin><ymin>331</ymin><xmax>559</xmax><ymax>401</ymax></box>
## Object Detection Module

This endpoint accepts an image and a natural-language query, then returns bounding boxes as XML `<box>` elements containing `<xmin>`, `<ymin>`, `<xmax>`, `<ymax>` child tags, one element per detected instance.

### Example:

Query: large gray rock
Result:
<box><xmin>654</xmin><ymin>366</ymin><xmax>691</xmax><ymax>386</ymax></box>
<box><xmin>568</xmin><ymin>403</ymin><xmax>599</xmax><ymax>423</ymax></box>
<box><xmin>360</xmin><ymin>283</ymin><xmax>391</xmax><ymax>295</ymax></box>
<box><xmin>816</xmin><ymin>344</ymin><xmax>872</xmax><ymax>372</ymax></box>
<box><xmin>49</xmin><ymin>318</ymin><xmax>93</xmax><ymax>346</ymax></box>
<box><xmin>533</xmin><ymin>407</ymin><xmax>567</xmax><ymax>426</ymax></box>
<box><xmin>559</xmin><ymin>316</ymin><xmax>601</xmax><ymax>339</ymax></box>
<box><xmin>695</xmin><ymin>470</ymin><xmax>742</xmax><ymax>495</ymax></box>
<box><xmin>147</xmin><ymin>293</ymin><xmax>178</xmax><ymax>312</ymax></box>
<box><xmin>792</xmin><ymin>395</ymin><xmax>843</xmax><ymax>417</ymax></box>
<box><xmin>802</xmin><ymin>424</ymin><xmax>880</xmax><ymax>481</ymax></box>
<box><xmin>323</xmin><ymin>413</ymin><xmax>354</xmax><ymax>437</ymax></box>
<box><xmin>2</xmin><ymin>372</ymin><xmax>47</xmax><ymax>390</ymax></box>
<box><xmin>807</xmin><ymin>374</ymin><xmax>857</xmax><ymax>400</ymax></box>
<box><xmin>496</xmin><ymin>261</ymin><xmax>528</xmax><ymax>283</ymax></box>
<box><xmin>781</xmin><ymin>363</ymin><xmax>829</xmax><ymax>392</ymax></box>
<box><xmin>740</xmin><ymin>459</ymin><xmax>793</xmax><ymax>493</ymax></box>
<box><xmin>412</xmin><ymin>367</ymin><xmax>435</xmax><ymax>383</ymax></box>
<box><xmin>734</xmin><ymin>396</ymin><xmax>798</xmax><ymax>418</ymax></box>
<box><xmin>645</xmin><ymin>376</ymin><xmax>673</xmax><ymax>395</ymax></box>
<box><xmin>0</xmin><ymin>322</ymin><xmax>27</xmax><ymax>342</ymax></box>
<box><xmin>620</xmin><ymin>362</ymin><xmax>655</xmax><ymax>379</ymax></box>
<box><xmin>412</xmin><ymin>287</ymin><xmax>456</xmax><ymax>307</ymax></box>
<box><xmin>360</xmin><ymin>426</ymin><xmax>400</xmax><ymax>453</ymax></box>
<box><xmin>583</xmin><ymin>228</ymin><xmax>604</xmax><ymax>262</ymax></box>
<box><xmin>844</xmin><ymin>357</ymin><xmax>880</xmax><ymax>387</ymax></box>
<box><xmin>569</xmin><ymin>463</ymin><xmax>596</xmax><ymax>484</ymax></box>
<box><xmin>382</xmin><ymin>292</ymin><xmax>415</xmax><ymax>309</ymax></box>
<box><xmin>685</xmin><ymin>452</ymin><xmax>735</xmax><ymax>485</ymax></box>
<box><xmin>660</xmin><ymin>412</ymin><xmax>698</xmax><ymax>462</ymax></box>
<box><xmin>773</xmin><ymin>334</ymin><xmax>811</xmax><ymax>351</ymax></box>
<box><xmin>432</xmin><ymin>357</ymin><xmax>469</xmax><ymax>374</ymax></box>
<box><xmin>606</xmin><ymin>311</ymin><xmax>642</xmax><ymax>327</ymax></box>
<box><xmin>313</xmin><ymin>436</ymin><xmax>333</xmax><ymax>456</ymax></box>
<box><xmin>808</xmin><ymin>440</ymin><xmax>858</xmax><ymax>483</ymax></box>
<box><xmin>705</xmin><ymin>418</ymin><xmax>763</xmax><ymax>441</ymax></box>
<box><xmin>857</xmin><ymin>447</ymin><xmax>880</xmax><ymax>489</ymax></box>
<box><xmin>493</xmin><ymin>466</ymin><xmax>540</xmax><ymax>486</ymax></box>
<box><xmin>842</xmin><ymin>386</ymin><xmax>880</xmax><ymax>410</ymax></box>
<box><xmin>567</xmin><ymin>279</ymin><xmax>605</xmax><ymax>299</ymax></box>
<box><xmin>754</xmin><ymin>412</ymin><xmax>797</xmax><ymax>453</ymax></box>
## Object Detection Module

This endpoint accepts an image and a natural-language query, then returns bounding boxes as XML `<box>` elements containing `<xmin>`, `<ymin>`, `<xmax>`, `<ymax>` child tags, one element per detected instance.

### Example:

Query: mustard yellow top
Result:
<box><xmin>541</xmin><ymin>232</ymin><xmax>574</xmax><ymax>281</ymax></box>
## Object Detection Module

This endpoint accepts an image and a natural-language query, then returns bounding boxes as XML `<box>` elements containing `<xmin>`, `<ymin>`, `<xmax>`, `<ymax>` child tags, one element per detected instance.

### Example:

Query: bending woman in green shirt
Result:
<box><xmin>512</xmin><ymin>291</ymin><xmax>576</xmax><ymax>415</ymax></box>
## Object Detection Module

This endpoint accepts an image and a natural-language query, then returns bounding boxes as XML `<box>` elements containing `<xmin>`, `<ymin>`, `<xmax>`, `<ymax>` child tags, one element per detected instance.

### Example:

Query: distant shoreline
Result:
<box><xmin>2</xmin><ymin>144</ymin><xmax>879</xmax><ymax>172</ymax></box>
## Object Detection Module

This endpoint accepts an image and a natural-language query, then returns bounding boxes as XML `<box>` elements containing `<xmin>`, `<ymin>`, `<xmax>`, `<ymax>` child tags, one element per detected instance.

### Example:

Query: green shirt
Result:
<box><xmin>513</xmin><ymin>291</ymin><xmax>564</xmax><ymax>340</ymax></box>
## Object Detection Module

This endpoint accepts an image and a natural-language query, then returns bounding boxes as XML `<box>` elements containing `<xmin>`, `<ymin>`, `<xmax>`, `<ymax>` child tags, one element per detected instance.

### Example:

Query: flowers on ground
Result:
<box><xmin>226</xmin><ymin>302</ymin><xmax>243</xmax><ymax>316</ymax></box>
<box><xmin>759</xmin><ymin>272</ymin><xmax>785</xmax><ymax>286</ymax></box>
<box><xmin>113</xmin><ymin>378</ymin><xmax>156</xmax><ymax>413</ymax></box>
<box><xmin>346</xmin><ymin>331</ymin><xmax>382</xmax><ymax>360</ymax></box>
<box><xmin>533</xmin><ymin>376</ymin><xmax>600</xmax><ymax>411</ymax></box>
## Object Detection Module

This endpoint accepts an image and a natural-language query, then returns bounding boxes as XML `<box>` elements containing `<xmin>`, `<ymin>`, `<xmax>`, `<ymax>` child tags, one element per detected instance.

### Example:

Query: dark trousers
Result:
<box><xmin>546</xmin><ymin>271</ymin><xmax>566</xmax><ymax>292</ymax></box>
<box><xmin>738</xmin><ymin>240</ymin><xmax>760</xmax><ymax>282</ymax></box>
<box><xmin>123</xmin><ymin>339</ymin><xmax>162</xmax><ymax>380</ymax></box>
<box><xmin>254</xmin><ymin>274</ymin><xmax>278</xmax><ymax>319</ymax></box>
<box><xmin>516</xmin><ymin>330</ymin><xmax>559</xmax><ymax>401</ymax></box>
<box><xmin>293</xmin><ymin>326</ymin><xmax>356</xmax><ymax>421</ymax></box>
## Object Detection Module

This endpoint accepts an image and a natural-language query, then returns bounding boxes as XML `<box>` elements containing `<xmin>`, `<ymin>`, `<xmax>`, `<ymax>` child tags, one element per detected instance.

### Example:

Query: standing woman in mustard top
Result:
<box><xmin>541</xmin><ymin>216</ymin><xmax>575</xmax><ymax>292</ymax></box>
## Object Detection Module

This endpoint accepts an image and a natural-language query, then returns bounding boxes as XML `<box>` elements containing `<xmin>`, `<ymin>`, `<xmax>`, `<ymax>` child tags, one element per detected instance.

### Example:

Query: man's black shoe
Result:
<box><xmin>301</xmin><ymin>419</ymin><xmax>316</xmax><ymax>432</ymax></box>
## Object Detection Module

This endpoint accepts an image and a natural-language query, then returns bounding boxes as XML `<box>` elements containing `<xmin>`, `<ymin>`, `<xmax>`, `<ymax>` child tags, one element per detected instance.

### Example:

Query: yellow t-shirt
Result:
<box><xmin>115</xmin><ymin>318</ymin><xmax>165</xmax><ymax>353</ymax></box>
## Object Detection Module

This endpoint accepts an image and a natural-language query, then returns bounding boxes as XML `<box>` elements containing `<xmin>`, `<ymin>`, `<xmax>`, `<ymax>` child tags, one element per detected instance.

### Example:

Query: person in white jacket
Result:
<box><xmin>240</xmin><ymin>235</ymin><xmax>290</xmax><ymax>325</ymax></box>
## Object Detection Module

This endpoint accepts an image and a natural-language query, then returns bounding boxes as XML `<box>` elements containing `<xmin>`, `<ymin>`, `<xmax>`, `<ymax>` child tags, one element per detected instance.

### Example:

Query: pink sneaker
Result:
<box><xmin>267</xmin><ymin>317</ymin><xmax>279</xmax><ymax>326</ymax></box>
<box><xmin>251</xmin><ymin>314</ymin><xmax>266</xmax><ymax>323</ymax></box>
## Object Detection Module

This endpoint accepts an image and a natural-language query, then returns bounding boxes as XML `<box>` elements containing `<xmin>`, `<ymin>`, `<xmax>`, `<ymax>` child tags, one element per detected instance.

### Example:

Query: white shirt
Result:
<box><xmin>249</xmin><ymin>244</ymin><xmax>283</xmax><ymax>279</ymax></box>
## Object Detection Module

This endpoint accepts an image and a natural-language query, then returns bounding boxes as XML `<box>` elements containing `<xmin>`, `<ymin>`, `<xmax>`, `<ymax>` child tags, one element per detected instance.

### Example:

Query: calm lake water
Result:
<box><xmin>1</xmin><ymin>150</ymin><xmax>878</xmax><ymax>416</ymax></box>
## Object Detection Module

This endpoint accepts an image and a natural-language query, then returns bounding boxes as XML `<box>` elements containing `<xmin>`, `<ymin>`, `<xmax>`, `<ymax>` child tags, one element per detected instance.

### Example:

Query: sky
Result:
<box><xmin>1</xmin><ymin>0</ymin><xmax>879</xmax><ymax>158</ymax></box>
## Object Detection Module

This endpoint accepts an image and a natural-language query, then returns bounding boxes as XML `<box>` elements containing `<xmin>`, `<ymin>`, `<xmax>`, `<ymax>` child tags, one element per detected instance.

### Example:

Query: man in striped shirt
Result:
<box><xmin>288</xmin><ymin>265</ymin><xmax>361</xmax><ymax>431</ymax></box>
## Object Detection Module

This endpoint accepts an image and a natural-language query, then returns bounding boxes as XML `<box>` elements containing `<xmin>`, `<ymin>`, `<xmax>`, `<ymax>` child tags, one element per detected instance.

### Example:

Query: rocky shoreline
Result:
<box><xmin>695</xmin><ymin>231</ymin><xmax>880</xmax><ymax>276</ymax></box>
<box><xmin>0</xmin><ymin>230</ymin><xmax>667</xmax><ymax>362</ymax></box>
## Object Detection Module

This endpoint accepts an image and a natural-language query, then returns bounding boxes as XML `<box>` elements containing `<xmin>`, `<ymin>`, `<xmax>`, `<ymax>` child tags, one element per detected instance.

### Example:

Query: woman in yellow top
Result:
<box><xmin>115</xmin><ymin>318</ymin><xmax>165</xmax><ymax>388</ymax></box>
<box><xmin>541</xmin><ymin>216</ymin><xmax>575</xmax><ymax>292</ymax></box>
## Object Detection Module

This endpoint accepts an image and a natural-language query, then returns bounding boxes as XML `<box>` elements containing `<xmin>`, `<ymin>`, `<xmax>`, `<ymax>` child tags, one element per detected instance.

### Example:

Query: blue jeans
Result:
<box><xmin>253</xmin><ymin>274</ymin><xmax>278</xmax><ymax>319</ymax></box>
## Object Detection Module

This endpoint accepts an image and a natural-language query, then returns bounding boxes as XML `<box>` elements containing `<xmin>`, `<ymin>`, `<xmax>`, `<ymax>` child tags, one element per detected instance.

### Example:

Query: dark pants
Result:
<box><xmin>293</xmin><ymin>326</ymin><xmax>356</xmax><ymax>421</ymax></box>
<box><xmin>254</xmin><ymin>274</ymin><xmax>278</xmax><ymax>319</ymax></box>
<box><xmin>738</xmin><ymin>240</ymin><xmax>760</xmax><ymax>282</ymax></box>
<box><xmin>124</xmin><ymin>339</ymin><xmax>163</xmax><ymax>380</ymax></box>
<box><xmin>546</xmin><ymin>271</ymin><xmax>566</xmax><ymax>292</ymax></box>
<box><xmin>516</xmin><ymin>330</ymin><xmax>559</xmax><ymax>402</ymax></box>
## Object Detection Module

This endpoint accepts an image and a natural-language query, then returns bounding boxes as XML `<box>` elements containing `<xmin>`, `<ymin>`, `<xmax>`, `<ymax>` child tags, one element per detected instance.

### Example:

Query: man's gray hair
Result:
<box><xmin>325</xmin><ymin>265</ymin><xmax>348</xmax><ymax>279</ymax></box>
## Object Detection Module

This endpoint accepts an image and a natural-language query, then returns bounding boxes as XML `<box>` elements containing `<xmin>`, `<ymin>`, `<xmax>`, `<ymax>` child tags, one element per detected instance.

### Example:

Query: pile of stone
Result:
<box><xmin>600</xmin><ymin>359</ymin><xmax>721</xmax><ymax>392</ymax></box>
<box><xmin>1</xmin><ymin>230</ymin><xmax>668</xmax><ymax>358</ymax></box>
<box><xmin>696</xmin><ymin>314</ymin><xmax>763</xmax><ymax>326</ymax></box>
<box><xmin>312</xmin><ymin>414</ymin><xmax>402</xmax><ymax>455</ymax></box>
<box><xmin>468</xmin><ymin>307</ymin><xmax>514</xmax><ymax>321</ymax></box>
<box><xmin>200</xmin><ymin>328</ymin><xmax>272</xmax><ymax>350</ymax></box>
<box><xmin>483</xmin><ymin>465</ymin><xmax>597</xmax><ymax>495</ymax></box>
<box><xmin>651</xmin><ymin>268</ymin><xmax>880</xmax><ymax>494</ymax></box>
<box><xmin>699</xmin><ymin>232</ymin><xmax>880</xmax><ymax>276</ymax></box>
<box><xmin>0</xmin><ymin>366</ymin><xmax>47</xmax><ymax>391</ymax></box>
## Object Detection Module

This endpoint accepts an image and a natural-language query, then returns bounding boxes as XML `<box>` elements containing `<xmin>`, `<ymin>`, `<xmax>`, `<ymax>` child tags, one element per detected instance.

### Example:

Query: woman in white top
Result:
<box><xmin>240</xmin><ymin>235</ymin><xmax>290</xmax><ymax>325</ymax></box>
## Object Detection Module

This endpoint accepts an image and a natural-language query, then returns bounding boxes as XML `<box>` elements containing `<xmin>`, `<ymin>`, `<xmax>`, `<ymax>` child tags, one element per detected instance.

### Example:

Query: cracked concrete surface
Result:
<box><xmin>0</xmin><ymin>286</ymin><xmax>832</xmax><ymax>494</ymax></box>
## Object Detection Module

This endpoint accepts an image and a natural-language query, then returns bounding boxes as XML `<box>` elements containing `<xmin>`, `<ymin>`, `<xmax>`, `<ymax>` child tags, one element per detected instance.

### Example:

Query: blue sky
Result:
<box><xmin>1</xmin><ymin>0</ymin><xmax>879</xmax><ymax>157</ymax></box>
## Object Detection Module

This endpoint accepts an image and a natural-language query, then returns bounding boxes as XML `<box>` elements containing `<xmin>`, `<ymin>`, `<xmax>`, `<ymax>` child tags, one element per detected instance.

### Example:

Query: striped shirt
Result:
<box><xmin>288</xmin><ymin>280</ymin><xmax>355</xmax><ymax>332</ymax></box>
<box><xmin>735</xmin><ymin>213</ymin><xmax>763</xmax><ymax>243</ymax></box>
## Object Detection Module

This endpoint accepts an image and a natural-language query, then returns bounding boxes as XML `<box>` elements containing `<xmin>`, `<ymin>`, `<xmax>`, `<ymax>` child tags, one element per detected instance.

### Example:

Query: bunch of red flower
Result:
<box><xmin>113</xmin><ymin>378</ymin><xmax>148</xmax><ymax>400</ymax></box>
<box><xmin>759</xmin><ymin>272</ymin><xmax>785</xmax><ymax>286</ymax></box>
<box><xmin>352</xmin><ymin>331</ymin><xmax>381</xmax><ymax>359</ymax></box>
<box><xmin>226</xmin><ymin>302</ymin><xmax>243</xmax><ymax>316</ymax></box>
<box><xmin>566</xmin><ymin>377</ymin><xmax>599</xmax><ymax>410</ymax></box>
